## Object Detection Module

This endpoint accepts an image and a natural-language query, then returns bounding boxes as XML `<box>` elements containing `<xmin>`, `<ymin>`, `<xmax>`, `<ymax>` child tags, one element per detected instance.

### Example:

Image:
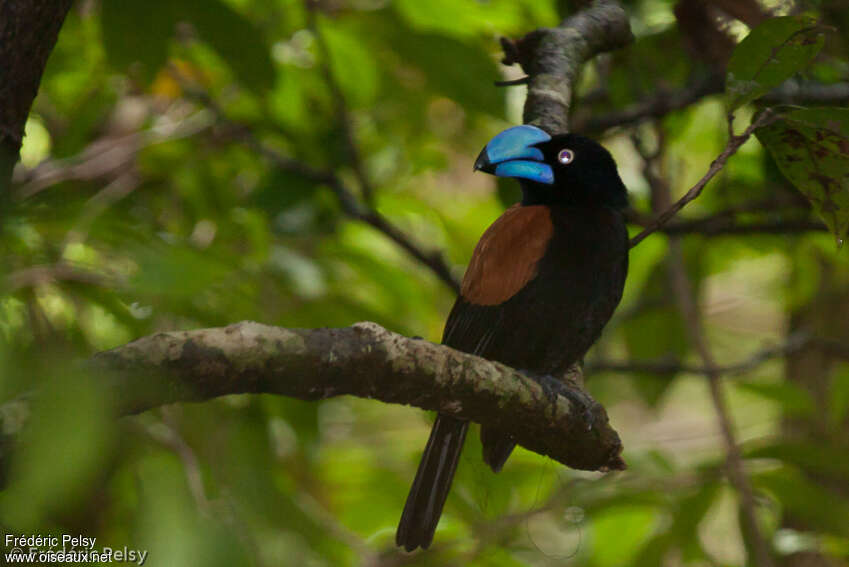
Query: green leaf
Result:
<box><xmin>755</xmin><ymin>467</ymin><xmax>849</xmax><ymax>536</ymax></box>
<box><xmin>829</xmin><ymin>364</ymin><xmax>849</xmax><ymax>426</ymax></box>
<box><xmin>591</xmin><ymin>506</ymin><xmax>660</xmax><ymax>567</ymax></box>
<box><xmin>621</xmin><ymin>249</ymin><xmax>701</xmax><ymax>407</ymax></box>
<box><xmin>320</xmin><ymin>20</ymin><xmax>380</xmax><ymax>108</ymax></box>
<box><xmin>736</xmin><ymin>380</ymin><xmax>816</xmax><ymax>416</ymax></box>
<box><xmin>726</xmin><ymin>15</ymin><xmax>825</xmax><ymax>112</ymax></box>
<box><xmin>756</xmin><ymin>108</ymin><xmax>849</xmax><ymax>243</ymax></box>
<box><xmin>379</xmin><ymin>14</ymin><xmax>505</xmax><ymax>118</ymax></box>
<box><xmin>0</xmin><ymin>371</ymin><xmax>112</xmax><ymax>528</ymax></box>
<box><xmin>101</xmin><ymin>0</ymin><xmax>274</xmax><ymax>91</ymax></box>
<box><xmin>101</xmin><ymin>0</ymin><xmax>177</xmax><ymax>84</ymax></box>
<box><xmin>183</xmin><ymin>0</ymin><xmax>275</xmax><ymax>92</ymax></box>
<box><xmin>745</xmin><ymin>440</ymin><xmax>849</xmax><ymax>479</ymax></box>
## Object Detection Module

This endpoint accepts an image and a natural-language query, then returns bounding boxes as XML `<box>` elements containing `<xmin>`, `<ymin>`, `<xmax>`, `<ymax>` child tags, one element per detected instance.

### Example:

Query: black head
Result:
<box><xmin>474</xmin><ymin>125</ymin><xmax>629</xmax><ymax>209</ymax></box>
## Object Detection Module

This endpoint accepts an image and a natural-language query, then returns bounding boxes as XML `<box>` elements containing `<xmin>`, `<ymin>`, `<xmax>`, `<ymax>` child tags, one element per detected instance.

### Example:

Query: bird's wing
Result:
<box><xmin>442</xmin><ymin>204</ymin><xmax>553</xmax><ymax>354</ymax></box>
<box><xmin>459</xmin><ymin>204</ymin><xmax>553</xmax><ymax>307</ymax></box>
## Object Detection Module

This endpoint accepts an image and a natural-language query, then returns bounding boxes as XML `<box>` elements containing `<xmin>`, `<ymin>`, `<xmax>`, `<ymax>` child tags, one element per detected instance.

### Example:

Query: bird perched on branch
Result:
<box><xmin>396</xmin><ymin>125</ymin><xmax>630</xmax><ymax>551</ymax></box>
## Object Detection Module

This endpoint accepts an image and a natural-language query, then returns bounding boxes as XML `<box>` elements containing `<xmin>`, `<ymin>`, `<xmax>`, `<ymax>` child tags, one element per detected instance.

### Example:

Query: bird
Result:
<box><xmin>395</xmin><ymin>124</ymin><xmax>630</xmax><ymax>551</ymax></box>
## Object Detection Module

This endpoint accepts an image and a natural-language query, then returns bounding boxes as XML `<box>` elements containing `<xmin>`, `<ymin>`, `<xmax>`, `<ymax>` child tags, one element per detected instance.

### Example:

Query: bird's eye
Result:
<box><xmin>558</xmin><ymin>149</ymin><xmax>575</xmax><ymax>164</ymax></box>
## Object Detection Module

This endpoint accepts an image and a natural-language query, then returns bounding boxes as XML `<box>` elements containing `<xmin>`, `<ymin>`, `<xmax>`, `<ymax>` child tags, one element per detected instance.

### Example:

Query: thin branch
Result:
<box><xmin>575</xmin><ymin>72</ymin><xmax>723</xmax><ymax>134</ymax></box>
<box><xmin>137</xmin><ymin>409</ymin><xmax>210</xmax><ymax>514</ymax></box>
<box><xmin>494</xmin><ymin>76</ymin><xmax>530</xmax><ymax>87</ymax></box>
<box><xmin>586</xmin><ymin>332</ymin><xmax>844</xmax><ymax>377</ymax></box>
<box><xmin>90</xmin><ymin>321</ymin><xmax>625</xmax><ymax>472</ymax></box>
<box><xmin>294</xmin><ymin>492</ymin><xmax>379</xmax><ymax>565</ymax></box>
<box><xmin>667</xmin><ymin>239</ymin><xmax>775</xmax><ymax>567</ymax></box>
<box><xmin>304</xmin><ymin>1</ymin><xmax>376</xmax><ymax>205</ymax></box>
<box><xmin>629</xmin><ymin>119</ymin><xmax>774</xmax><ymax>566</ymax></box>
<box><xmin>586</xmin><ymin>358</ymin><xmax>700</xmax><ymax>375</ymax></box>
<box><xmin>575</xmin><ymin>76</ymin><xmax>849</xmax><ymax>134</ymax></box>
<box><xmin>177</xmin><ymin>81</ymin><xmax>461</xmax><ymax>293</ymax></box>
<box><xmin>13</xmin><ymin>108</ymin><xmax>214</xmax><ymax>200</ymax></box>
<box><xmin>630</xmin><ymin>110</ymin><xmax>777</xmax><ymax>247</ymax></box>
<box><xmin>626</xmin><ymin>193</ymin><xmax>826</xmax><ymax>237</ymax></box>
<box><xmin>4</xmin><ymin>263</ymin><xmax>116</xmax><ymax>292</ymax></box>
<box><xmin>762</xmin><ymin>79</ymin><xmax>849</xmax><ymax>105</ymax></box>
<box><xmin>658</xmin><ymin>218</ymin><xmax>827</xmax><ymax>237</ymax></box>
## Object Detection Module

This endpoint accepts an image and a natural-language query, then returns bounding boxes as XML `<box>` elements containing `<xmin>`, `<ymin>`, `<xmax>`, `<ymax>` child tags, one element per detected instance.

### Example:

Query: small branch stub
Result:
<box><xmin>501</xmin><ymin>0</ymin><xmax>634</xmax><ymax>133</ymax></box>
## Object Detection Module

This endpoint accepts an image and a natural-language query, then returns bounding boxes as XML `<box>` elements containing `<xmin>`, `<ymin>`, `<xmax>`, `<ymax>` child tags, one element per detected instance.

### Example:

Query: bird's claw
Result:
<box><xmin>524</xmin><ymin>372</ymin><xmax>596</xmax><ymax>431</ymax></box>
<box><xmin>561</xmin><ymin>386</ymin><xmax>596</xmax><ymax>431</ymax></box>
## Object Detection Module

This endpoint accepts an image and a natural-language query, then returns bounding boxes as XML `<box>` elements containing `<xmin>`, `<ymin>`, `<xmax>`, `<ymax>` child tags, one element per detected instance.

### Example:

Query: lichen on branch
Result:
<box><xmin>92</xmin><ymin>321</ymin><xmax>625</xmax><ymax>472</ymax></box>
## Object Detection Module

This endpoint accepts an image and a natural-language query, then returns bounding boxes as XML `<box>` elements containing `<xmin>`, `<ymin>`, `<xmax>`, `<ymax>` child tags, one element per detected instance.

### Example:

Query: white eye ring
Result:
<box><xmin>558</xmin><ymin>149</ymin><xmax>575</xmax><ymax>164</ymax></box>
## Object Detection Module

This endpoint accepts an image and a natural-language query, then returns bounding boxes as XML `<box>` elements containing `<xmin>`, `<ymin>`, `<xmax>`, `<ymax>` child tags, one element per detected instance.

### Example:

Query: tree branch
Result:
<box><xmin>625</xmin><ymin>204</ymin><xmax>828</xmax><ymax>238</ymax></box>
<box><xmin>657</xmin><ymin>217</ymin><xmax>827</xmax><ymax>237</ymax></box>
<box><xmin>586</xmin><ymin>331</ymin><xmax>843</xmax><ymax>377</ymax></box>
<box><xmin>668</xmin><ymin>238</ymin><xmax>774</xmax><ymax>567</ymax></box>
<box><xmin>575</xmin><ymin>76</ymin><xmax>849</xmax><ymax>134</ymax></box>
<box><xmin>629</xmin><ymin>120</ymin><xmax>774</xmax><ymax>567</ymax></box>
<box><xmin>575</xmin><ymin>72</ymin><xmax>723</xmax><ymax>134</ymax></box>
<box><xmin>71</xmin><ymin>0</ymin><xmax>641</xmax><ymax>479</ymax></box>
<box><xmin>90</xmin><ymin>321</ymin><xmax>625</xmax><ymax>472</ymax></box>
<box><xmin>175</xmin><ymin>80</ymin><xmax>461</xmax><ymax>293</ymax></box>
<box><xmin>12</xmin><ymin>108</ymin><xmax>213</xmax><ymax>200</ymax></box>
<box><xmin>502</xmin><ymin>0</ymin><xmax>633</xmax><ymax>132</ymax></box>
<box><xmin>0</xmin><ymin>0</ymin><xmax>75</xmax><ymax>202</ymax></box>
<box><xmin>304</xmin><ymin>1</ymin><xmax>376</xmax><ymax>205</ymax></box>
<box><xmin>630</xmin><ymin>110</ymin><xmax>777</xmax><ymax>247</ymax></box>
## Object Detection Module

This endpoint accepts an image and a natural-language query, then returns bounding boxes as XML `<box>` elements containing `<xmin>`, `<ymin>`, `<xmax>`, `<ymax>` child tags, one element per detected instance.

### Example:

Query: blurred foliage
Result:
<box><xmin>2</xmin><ymin>0</ymin><xmax>849</xmax><ymax>566</ymax></box>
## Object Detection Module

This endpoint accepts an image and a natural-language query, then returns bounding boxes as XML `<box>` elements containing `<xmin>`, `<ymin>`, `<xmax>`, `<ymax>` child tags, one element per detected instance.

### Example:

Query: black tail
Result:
<box><xmin>396</xmin><ymin>414</ymin><xmax>468</xmax><ymax>551</ymax></box>
<box><xmin>480</xmin><ymin>426</ymin><xmax>516</xmax><ymax>473</ymax></box>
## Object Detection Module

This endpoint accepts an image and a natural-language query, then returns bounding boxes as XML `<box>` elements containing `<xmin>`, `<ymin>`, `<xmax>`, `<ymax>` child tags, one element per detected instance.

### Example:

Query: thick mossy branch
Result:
<box><xmin>504</xmin><ymin>0</ymin><xmax>633</xmax><ymax>132</ymax></box>
<box><xmin>92</xmin><ymin>321</ymin><xmax>625</xmax><ymax>472</ymax></box>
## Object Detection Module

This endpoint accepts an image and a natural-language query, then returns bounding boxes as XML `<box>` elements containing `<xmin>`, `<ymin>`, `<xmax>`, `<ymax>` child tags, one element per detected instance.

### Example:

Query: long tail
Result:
<box><xmin>396</xmin><ymin>414</ymin><xmax>469</xmax><ymax>551</ymax></box>
<box><xmin>480</xmin><ymin>426</ymin><xmax>516</xmax><ymax>473</ymax></box>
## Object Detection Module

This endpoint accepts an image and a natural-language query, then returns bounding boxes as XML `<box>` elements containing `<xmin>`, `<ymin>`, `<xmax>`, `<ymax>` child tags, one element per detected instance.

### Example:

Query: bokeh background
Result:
<box><xmin>2</xmin><ymin>0</ymin><xmax>849</xmax><ymax>565</ymax></box>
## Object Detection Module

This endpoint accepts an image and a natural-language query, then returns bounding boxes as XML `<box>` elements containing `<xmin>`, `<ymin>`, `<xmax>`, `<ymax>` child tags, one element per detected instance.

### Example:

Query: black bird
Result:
<box><xmin>396</xmin><ymin>125</ymin><xmax>630</xmax><ymax>551</ymax></box>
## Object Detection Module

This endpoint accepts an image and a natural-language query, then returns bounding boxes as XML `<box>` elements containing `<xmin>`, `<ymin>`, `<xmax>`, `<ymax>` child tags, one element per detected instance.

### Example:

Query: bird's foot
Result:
<box><xmin>522</xmin><ymin>371</ymin><xmax>596</xmax><ymax>431</ymax></box>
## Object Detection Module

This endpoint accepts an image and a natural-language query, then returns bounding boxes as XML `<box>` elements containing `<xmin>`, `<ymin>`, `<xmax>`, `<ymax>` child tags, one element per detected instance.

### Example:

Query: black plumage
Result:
<box><xmin>396</xmin><ymin>128</ymin><xmax>630</xmax><ymax>551</ymax></box>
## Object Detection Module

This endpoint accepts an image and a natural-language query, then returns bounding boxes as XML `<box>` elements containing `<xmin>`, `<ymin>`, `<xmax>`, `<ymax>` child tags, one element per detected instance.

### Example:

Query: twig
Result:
<box><xmin>494</xmin><ymin>76</ymin><xmax>530</xmax><ymax>87</ymax></box>
<box><xmin>304</xmin><ymin>1</ymin><xmax>376</xmax><ymax>205</ymax></box>
<box><xmin>61</xmin><ymin>173</ymin><xmax>141</xmax><ymax>251</ymax></box>
<box><xmin>762</xmin><ymin>79</ymin><xmax>849</xmax><ymax>105</ymax></box>
<box><xmin>89</xmin><ymin>321</ymin><xmax>626</xmax><ymax>472</ymax></box>
<box><xmin>13</xmin><ymin>109</ymin><xmax>214</xmax><ymax>200</ymax></box>
<box><xmin>629</xmin><ymin>120</ymin><xmax>775</xmax><ymax>566</ymax></box>
<box><xmin>294</xmin><ymin>492</ymin><xmax>379</xmax><ymax>565</ymax></box>
<box><xmin>659</xmin><ymin>218</ymin><xmax>827</xmax><ymax>237</ymax></box>
<box><xmin>667</xmin><ymin>239</ymin><xmax>775</xmax><ymax>567</ymax></box>
<box><xmin>575</xmin><ymin>76</ymin><xmax>849</xmax><ymax>134</ymax></box>
<box><xmin>242</xmin><ymin>133</ymin><xmax>461</xmax><ymax>292</ymax></box>
<box><xmin>626</xmin><ymin>192</ymin><xmax>825</xmax><ymax>237</ymax></box>
<box><xmin>177</xmin><ymin>80</ymin><xmax>461</xmax><ymax>293</ymax></box>
<box><xmin>4</xmin><ymin>263</ymin><xmax>116</xmax><ymax>292</ymax></box>
<box><xmin>575</xmin><ymin>72</ymin><xmax>723</xmax><ymax>133</ymax></box>
<box><xmin>137</xmin><ymin>409</ymin><xmax>210</xmax><ymax>513</ymax></box>
<box><xmin>630</xmin><ymin>110</ymin><xmax>777</xmax><ymax>247</ymax></box>
<box><xmin>586</xmin><ymin>332</ymin><xmax>828</xmax><ymax>376</ymax></box>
